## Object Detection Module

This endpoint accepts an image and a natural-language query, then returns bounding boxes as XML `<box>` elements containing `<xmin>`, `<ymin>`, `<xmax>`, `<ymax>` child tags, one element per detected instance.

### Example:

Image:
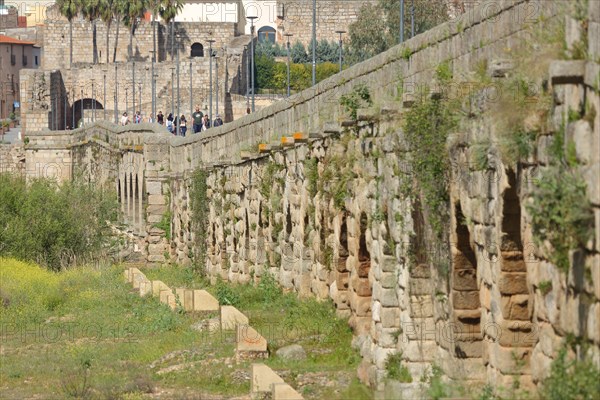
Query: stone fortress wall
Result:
<box><xmin>275</xmin><ymin>0</ymin><xmax>377</xmax><ymax>45</ymax></box>
<box><xmin>19</xmin><ymin>0</ymin><xmax>600</xmax><ymax>397</ymax></box>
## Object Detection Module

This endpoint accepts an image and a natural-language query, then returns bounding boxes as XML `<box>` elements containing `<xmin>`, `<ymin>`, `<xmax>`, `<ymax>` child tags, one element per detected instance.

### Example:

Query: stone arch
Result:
<box><xmin>451</xmin><ymin>203</ymin><xmax>482</xmax><ymax>358</ymax></box>
<box><xmin>72</xmin><ymin>98</ymin><xmax>104</xmax><ymax>127</ymax></box>
<box><xmin>191</xmin><ymin>42</ymin><xmax>204</xmax><ymax>57</ymax></box>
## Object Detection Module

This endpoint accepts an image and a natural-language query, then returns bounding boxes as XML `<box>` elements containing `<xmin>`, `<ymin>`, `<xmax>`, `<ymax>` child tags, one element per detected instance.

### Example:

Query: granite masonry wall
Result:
<box><xmin>42</xmin><ymin>16</ymin><xmax>239</xmax><ymax>69</ymax></box>
<box><xmin>275</xmin><ymin>0</ymin><xmax>376</xmax><ymax>45</ymax></box>
<box><xmin>20</xmin><ymin>0</ymin><xmax>600</xmax><ymax>397</ymax></box>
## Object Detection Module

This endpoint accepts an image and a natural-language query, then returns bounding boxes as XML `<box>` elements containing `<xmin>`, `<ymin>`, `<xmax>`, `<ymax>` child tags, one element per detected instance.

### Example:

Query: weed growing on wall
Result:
<box><xmin>527</xmin><ymin>165</ymin><xmax>593</xmax><ymax>272</ymax></box>
<box><xmin>403</xmin><ymin>95</ymin><xmax>457</xmax><ymax>239</ymax></box>
<box><xmin>340</xmin><ymin>84</ymin><xmax>373</xmax><ymax>120</ymax></box>
<box><xmin>190</xmin><ymin>169</ymin><xmax>209</xmax><ymax>273</ymax></box>
<box><xmin>385</xmin><ymin>352</ymin><xmax>412</xmax><ymax>383</ymax></box>
<box><xmin>541</xmin><ymin>346</ymin><xmax>600</xmax><ymax>400</ymax></box>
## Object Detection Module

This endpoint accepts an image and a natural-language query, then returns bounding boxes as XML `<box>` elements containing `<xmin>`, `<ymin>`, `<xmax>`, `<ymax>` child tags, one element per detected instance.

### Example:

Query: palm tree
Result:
<box><xmin>112</xmin><ymin>0</ymin><xmax>126</xmax><ymax>62</ymax></box>
<box><xmin>122</xmin><ymin>0</ymin><xmax>148</xmax><ymax>61</ymax></box>
<box><xmin>99</xmin><ymin>0</ymin><xmax>115</xmax><ymax>64</ymax></box>
<box><xmin>81</xmin><ymin>0</ymin><xmax>101</xmax><ymax>63</ymax></box>
<box><xmin>55</xmin><ymin>0</ymin><xmax>78</xmax><ymax>68</ymax></box>
<box><xmin>147</xmin><ymin>0</ymin><xmax>163</xmax><ymax>63</ymax></box>
<box><xmin>159</xmin><ymin>0</ymin><xmax>183</xmax><ymax>61</ymax></box>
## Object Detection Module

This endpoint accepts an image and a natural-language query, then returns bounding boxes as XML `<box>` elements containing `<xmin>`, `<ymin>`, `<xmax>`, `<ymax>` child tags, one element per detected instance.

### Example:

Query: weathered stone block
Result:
<box><xmin>410</xmin><ymin>295</ymin><xmax>433</xmax><ymax>318</ymax></box>
<box><xmin>251</xmin><ymin>363</ymin><xmax>285</xmax><ymax>394</ymax></box>
<box><xmin>151</xmin><ymin>280</ymin><xmax>170</xmax><ymax>297</ymax></box>
<box><xmin>453</xmin><ymin>290</ymin><xmax>480</xmax><ymax>310</ymax></box>
<box><xmin>236</xmin><ymin>324</ymin><xmax>268</xmax><ymax>354</ymax></box>
<box><xmin>131</xmin><ymin>271</ymin><xmax>147</xmax><ymax>289</ymax></box>
<box><xmin>453</xmin><ymin>269</ymin><xmax>478</xmax><ymax>291</ymax></box>
<box><xmin>499</xmin><ymin>272</ymin><xmax>528</xmax><ymax>295</ymax></box>
<box><xmin>409</xmin><ymin>278</ymin><xmax>432</xmax><ymax>295</ymax></box>
<box><xmin>272</xmin><ymin>383</ymin><xmax>304</xmax><ymax>400</ymax></box>
<box><xmin>381</xmin><ymin>307</ymin><xmax>400</xmax><ymax>328</ymax></box>
<box><xmin>193</xmin><ymin>290</ymin><xmax>220</xmax><ymax>312</ymax></box>
<box><xmin>221</xmin><ymin>305</ymin><xmax>249</xmax><ymax>330</ymax></box>
<box><xmin>139</xmin><ymin>280</ymin><xmax>152</xmax><ymax>297</ymax></box>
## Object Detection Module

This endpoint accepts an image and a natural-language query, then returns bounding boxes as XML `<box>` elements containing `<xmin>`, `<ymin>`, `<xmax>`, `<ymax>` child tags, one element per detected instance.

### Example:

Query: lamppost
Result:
<box><xmin>170</xmin><ymin>66</ymin><xmax>175</xmax><ymax>121</ymax></box>
<box><xmin>150</xmin><ymin>50</ymin><xmax>156</xmax><ymax>121</ymax></box>
<box><xmin>114</xmin><ymin>63</ymin><xmax>118</xmax><ymax>124</ymax></box>
<box><xmin>284</xmin><ymin>33</ymin><xmax>293</xmax><ymax>97</ymax></box>
<box><xmin>91</xmin><ymin>79</ymin><xmax>96</xmax><ymax>122</ymax></box>
<box><xmin>176</xmin><ymin>31</ymin><xmax>182</xmax><ymax>136</ymax></box>
<box><xmin>132</xmin><ymin>60</ymin><xmax>136</xmax><ymax>115</ymax></box>
<box><xmin>207</xmin><ymin>38</ymin><xmax>215</xmax><ymax>125</ymax></box>
<box><xmin>138</xmin><ymin>82</ymin><xmax>142</xmax><ymax>119</ymax></box>
<box><xmin>103</xmin><ymin>68</ymin><xmax>107</xmax><ymax>121</ymax></box>
<box><xmin>411</xmin><ymin>0</ymin><xmax>415</xmax><ymax>38</ymax></box>
<box><xmin>400</xmin><ymin>0</ymin><xmax>404</xmax><ymax>43</ymax></box>
<box><xmin>311</xmin><ymin>0</ymin><xmax>316</xmax><ymax>86</ymax></box>
<box><xmin>80</xmin><ymin>87</ymin><xmax>83</xmax><ymax>127</ymax></box>
<box><xmin>335</xmin><ymin>30</ymin><xmax>345</xmax><ymax>73</ymax></box>
<box><xmin>247</xmin><ymin>16</ymin><xmax>257</xmax><ymax>113</ymax></box>
<box><xmin>215</xmin><ymin>53</ymin><xmax>219</xmax><ymax>118</ymax></box>
<box><xmin>244</xmin><ymin>45</ymin><xmax>249</xmax><ymax>111</ymax></box>
<box><xmin>72</xmin><ymin>83</ymin><xmax>75</xmax><ymax>129</ymax></box>
<box><xmin>189</xmin><ymin>59</ymin><xmax>193</xmax><ymax>119</ymax></box>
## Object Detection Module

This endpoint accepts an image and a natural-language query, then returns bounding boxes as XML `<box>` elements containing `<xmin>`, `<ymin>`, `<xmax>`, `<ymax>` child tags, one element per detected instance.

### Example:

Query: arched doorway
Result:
<box><xmin>71</xmin><ymin>99</ymin><xmax>104</xmax><ymax>128</ymax></box>
<box><xmin>191</xmin><ymin>43</ymin><xmax>204</xmax><ymax>57</ymax></box>
<box><xmin>258</xmin><ymin>26</ymin><xmax>276</xmax><ymax>43</ymax></box>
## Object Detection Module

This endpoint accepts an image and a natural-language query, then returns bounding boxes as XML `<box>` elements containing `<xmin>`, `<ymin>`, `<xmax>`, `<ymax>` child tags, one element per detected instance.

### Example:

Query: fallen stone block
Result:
<box><xmin>236</xmin><ymin>324</ymin><xmax>268</xmax><ymax>361</ymax></box>
<box><xmin>281</xmin><ymin>136</ymin><xmax>295</xmax><ymax>146</ymax></box>
<box><xmin>193</xmin><ymin>290</ymin><xmax>220</xmax><ymax>312</ymax></box>
<box><xmin>152</xmin><ymin>280</ymin><xmax>170</xmax><ymax>297</ymax></box>
<box><xmin>184</xmin><ymin>289</ymin><xmax>194</xmax><ymax>312</ymax></box>
<box><xmin>159</xmin><ymin>289</ymin><xmax>177</xmax><ymax>310</ymax></box>
<box><xmin>251</xmin><ymin>363</ymin><xmax>285</xmax><ymax>394</ymax></box>
<box><xmin>128</xmin><ymin>267</ymin><xmax>142</xmax><ymax>283</ymax></box>
<box><xmin>221</xmin><ymin>305</ymin><xmax>249</xmax><ymax>330</ymax></box>
<box><xmin>272</xmin><ymin>383</ymin><xmax>304</xmax><ymax>400</ymax></box>
<box><xmin>139</xmin><ymin>280</ymin><xmax>152</xmax><ymax>297</ymax></box>
<box><xmin>132</xmin><ymin>270</ymin><xmax>147</xmax><ymax>289</ymax></box>
<box><xmin>123</xmin><ymin>268</ymin><xmax>131</xmax><ymax>281</ymax></box>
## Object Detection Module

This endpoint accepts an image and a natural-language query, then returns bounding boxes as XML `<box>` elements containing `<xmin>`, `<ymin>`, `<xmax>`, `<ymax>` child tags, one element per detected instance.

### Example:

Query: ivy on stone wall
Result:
<box><xmin>403</xmin><ymin>94</ymin><xmax>457</xmax><ymax>239</ymax></box>
<box><xmin>190</xmin><ymin>169</ymin><xmax>209</xmax><ymax>273</ymax></box>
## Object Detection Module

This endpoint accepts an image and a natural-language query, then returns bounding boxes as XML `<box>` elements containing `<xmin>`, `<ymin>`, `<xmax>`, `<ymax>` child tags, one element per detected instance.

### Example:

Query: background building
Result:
<box><xmin>0</xmin><ymin>34</ymin><xmax>40</xmax><ymax>119</ymax></box>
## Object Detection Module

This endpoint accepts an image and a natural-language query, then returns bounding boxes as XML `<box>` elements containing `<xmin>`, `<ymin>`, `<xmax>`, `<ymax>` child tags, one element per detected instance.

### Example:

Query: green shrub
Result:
<box><xmin>0</xmin><ymin>174</ymin><xmax>118</xmax><ymax>271</ymax></box>
<box><xmin>214</xmin><ymin>279</ymin><xmax>240</xmax><ymax>306</ymax></box>
<box><xmin>541</xmin><ymin>346</ymin><xmax>600</xmax><ymax>400</ymax></box>
<box><xmin>385</xmin><ymin>352</ymin><xmax>412</xmax><ymax>383</ymax></box>
<box><xmin>340</xmin><ymin>83</ymin><xmax>373</xmax><ymax>120</ymax></box>
<box><xmin>527</xmin><ymin>166</ymin><xmax>593</xmax><ymax>271</ymax></box>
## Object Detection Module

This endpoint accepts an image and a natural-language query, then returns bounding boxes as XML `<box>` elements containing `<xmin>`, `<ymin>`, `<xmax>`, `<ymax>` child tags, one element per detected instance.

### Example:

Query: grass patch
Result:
<box><xmin>0</xmin><ymin>258</ymin><xmax>247</xmax><ymax>399</ymax></box>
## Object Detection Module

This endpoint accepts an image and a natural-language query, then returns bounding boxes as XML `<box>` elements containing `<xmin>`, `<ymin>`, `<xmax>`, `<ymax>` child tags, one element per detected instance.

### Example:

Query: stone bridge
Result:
<box><xmin>17</xmin><ymin>0</ymin><xmax>600</xmax><ymax>396</ymax></box>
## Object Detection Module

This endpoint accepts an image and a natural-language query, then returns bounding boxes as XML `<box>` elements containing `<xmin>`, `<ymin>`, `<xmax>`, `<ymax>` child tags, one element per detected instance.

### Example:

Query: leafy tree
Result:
<box><xmin>55</xmin><ymin>0</ymin><xmax>79</xmax><ymax>68</ymax></box>
<box><xmin>347</xmin><ymin>0</ymin><xmax>450</xmax><ymax>64</ymax></box>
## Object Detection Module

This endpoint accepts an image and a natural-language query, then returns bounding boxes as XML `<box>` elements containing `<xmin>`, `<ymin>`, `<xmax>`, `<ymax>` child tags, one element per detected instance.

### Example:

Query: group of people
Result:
<box><xmin>119</xmin><ymin>106</ymin><xmax>224</xmax><ymax>137</ymax></box>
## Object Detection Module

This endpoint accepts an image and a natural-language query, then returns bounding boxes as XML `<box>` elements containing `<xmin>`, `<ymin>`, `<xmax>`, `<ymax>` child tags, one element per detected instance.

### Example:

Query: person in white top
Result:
<box><xmin>120</xmin><ymin>112</ymin><xmax>130</xmax><ymax>126</ymax></box>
